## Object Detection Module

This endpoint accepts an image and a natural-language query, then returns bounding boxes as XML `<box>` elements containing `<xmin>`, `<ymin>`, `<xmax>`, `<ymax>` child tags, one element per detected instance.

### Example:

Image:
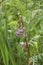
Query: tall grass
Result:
<box><xmin>0</xmin><ymin>0</ymin><xmax>43</xmax><ymax>65</ymax></box>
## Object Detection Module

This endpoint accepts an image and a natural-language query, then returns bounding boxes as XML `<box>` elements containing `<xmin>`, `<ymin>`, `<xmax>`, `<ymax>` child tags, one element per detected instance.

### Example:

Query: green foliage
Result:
<box><xmin>0</xmin><ymin>0</ymin><xmax>43</xmax><ymax>65</ymax></box>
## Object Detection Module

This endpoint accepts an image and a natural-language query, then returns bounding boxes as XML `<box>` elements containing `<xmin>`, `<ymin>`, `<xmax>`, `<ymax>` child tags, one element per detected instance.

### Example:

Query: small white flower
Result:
<box><xmin>20</xmin><ymin>42</ymin><xmax>26</xmax><ymax>48</ymax></box>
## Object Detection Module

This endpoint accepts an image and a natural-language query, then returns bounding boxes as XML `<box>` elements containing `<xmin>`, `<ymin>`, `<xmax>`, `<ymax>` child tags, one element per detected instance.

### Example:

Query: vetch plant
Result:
<box><xmin>0</xmin><ymin>0</ymin><xmax>43</xmax><ymax>65</ymax></box>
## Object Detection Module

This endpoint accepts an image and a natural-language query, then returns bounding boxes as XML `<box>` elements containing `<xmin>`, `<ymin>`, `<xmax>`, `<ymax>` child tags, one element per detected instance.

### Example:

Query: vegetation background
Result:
<box><xmin>0</xmin><ymin>0</ymin><xmax>43</xmax><ymax>65</ymax></box>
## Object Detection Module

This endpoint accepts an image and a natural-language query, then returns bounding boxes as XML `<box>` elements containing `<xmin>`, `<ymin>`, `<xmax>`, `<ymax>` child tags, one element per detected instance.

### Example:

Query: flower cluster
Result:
<box><xmin>15</xmin><ymin>12</ymin><xmax>28</xmax><ymax>52</ymax></box>
<box><xmin>15</xmin><ymin>12</ymin><xmax>27</xmax><ymax>39</ymax></box>
<box><xmin>15</xmin><ymin>27</ymin><xmax>27</xmax><ymax>39</ymax></box>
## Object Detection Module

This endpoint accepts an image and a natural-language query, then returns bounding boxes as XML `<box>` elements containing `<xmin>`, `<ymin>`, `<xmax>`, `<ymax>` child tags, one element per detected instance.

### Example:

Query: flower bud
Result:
<box><xmin>23</xmin><ymin>33</ymin><xmax>27</xmax><ymax>38</ymax></box>
<box><xmin>23</xmin><ymin>27</ymin><xmax>25</xmax><ymax>30</ymax></box>
<box><xmin>20</xmin><ymin>42</ymin><xmax>26</xmax><ymax>49</ymax></box>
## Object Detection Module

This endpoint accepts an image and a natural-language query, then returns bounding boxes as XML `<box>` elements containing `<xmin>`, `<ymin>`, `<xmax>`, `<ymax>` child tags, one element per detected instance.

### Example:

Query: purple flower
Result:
<box><xmin>15</xmin><ymin>29</ymin><xmax>21</xmax><ymax>37</ymax></box>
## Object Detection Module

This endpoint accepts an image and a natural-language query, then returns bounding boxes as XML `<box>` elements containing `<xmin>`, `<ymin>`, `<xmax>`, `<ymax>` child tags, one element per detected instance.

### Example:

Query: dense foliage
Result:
<box><xmin>0</xmin><ymin>0</ymin><xmax>43</xmax><ymax>65</ymax></box>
